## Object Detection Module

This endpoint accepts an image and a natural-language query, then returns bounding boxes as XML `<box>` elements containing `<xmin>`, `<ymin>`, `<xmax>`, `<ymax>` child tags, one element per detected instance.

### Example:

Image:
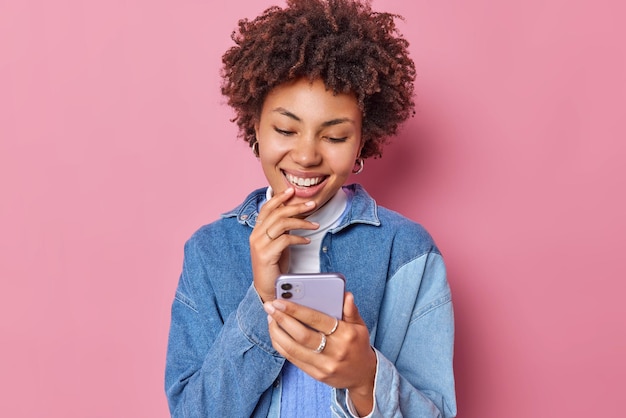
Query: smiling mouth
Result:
<box><xmin>284</xmin><ymin>172</ymin><xmax>326</xmax><ymax>188</ymax></box>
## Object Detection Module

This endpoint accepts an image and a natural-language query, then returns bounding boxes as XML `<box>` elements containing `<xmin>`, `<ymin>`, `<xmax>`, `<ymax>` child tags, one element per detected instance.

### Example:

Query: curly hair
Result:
<box><xmin>220</xmin><ymin>0</ymin><xmax>416</xmax><ymax>159</ymax></box>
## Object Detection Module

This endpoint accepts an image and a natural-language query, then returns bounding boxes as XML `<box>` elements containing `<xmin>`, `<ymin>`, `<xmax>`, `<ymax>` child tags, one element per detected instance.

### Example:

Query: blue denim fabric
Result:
<box><xmin>165</xmin><ymin>184</ymin><xmax>456</xmax><ymax>417</ymax></box>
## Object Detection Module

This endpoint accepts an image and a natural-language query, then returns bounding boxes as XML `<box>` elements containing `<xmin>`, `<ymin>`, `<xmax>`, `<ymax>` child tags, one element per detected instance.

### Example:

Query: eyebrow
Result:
<box><xmin>272</xmin><ymin>107</ymin><xmax>355</xmax><ymax>127</ymax></box>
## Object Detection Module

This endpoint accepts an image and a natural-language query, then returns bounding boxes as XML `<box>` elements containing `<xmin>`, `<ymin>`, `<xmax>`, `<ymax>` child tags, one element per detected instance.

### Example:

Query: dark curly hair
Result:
<box><xmin>220</xmin><ymin>0</ymin><xmax>416</xmax><ymax>159</ymax></box>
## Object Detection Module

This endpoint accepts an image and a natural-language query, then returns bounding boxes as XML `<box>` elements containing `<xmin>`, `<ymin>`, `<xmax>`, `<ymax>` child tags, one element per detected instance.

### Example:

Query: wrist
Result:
<box><xmin>346</xmin><ymin>386</ymin><xmax>374</xmax><ymax>417</ymax></box>
<box><xmin>254</xmin><ymin>286</ymin><xmax>275</xmax><ymax>303</ymax></box>
<box><xmin>346</xmin><ymin>348</ymin><xmax>377</xmax><ymax>415</ymax></box>
<box><xmin>347</xmin><ymin>380</ymin><xmax>374</xmax><ymax>402</ymax></box>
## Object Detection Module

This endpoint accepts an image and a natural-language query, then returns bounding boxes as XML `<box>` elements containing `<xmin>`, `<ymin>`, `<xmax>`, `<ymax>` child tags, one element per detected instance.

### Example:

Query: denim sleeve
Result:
<box><xmin>165</xmin><ymin>236</ymin><xmax>285</xmax><ymax>417</ymax></box>
<box><xmin>331</xmin><ymin>252</ymin><xmax>457</xmax><ymax>417</ymax></box>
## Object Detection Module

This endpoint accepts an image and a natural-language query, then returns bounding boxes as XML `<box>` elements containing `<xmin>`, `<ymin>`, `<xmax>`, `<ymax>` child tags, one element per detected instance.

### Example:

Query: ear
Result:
<box><xmin>357</xmin><ymin>138</ymin><xmax>365</xmax><ymax>159</ymax></box>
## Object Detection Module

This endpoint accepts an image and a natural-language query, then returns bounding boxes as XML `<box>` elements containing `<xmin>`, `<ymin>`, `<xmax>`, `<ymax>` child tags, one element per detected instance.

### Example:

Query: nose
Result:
<box><xmin>290</xmin><ymin>136</ymin><xmax>321</xmax><ymax>167</ymax></box>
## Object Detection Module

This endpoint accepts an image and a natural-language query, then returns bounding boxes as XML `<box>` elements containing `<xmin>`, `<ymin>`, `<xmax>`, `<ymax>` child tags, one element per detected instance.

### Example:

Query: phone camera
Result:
<box><xmin>281</xmin><ymin>292</ymin><xmax>293</xmax><ymax>299</ymax></box>
<box><xmin>280</xmin><ymin>283</ymin><xmax>293</xmax><ymax>290</ymax></box>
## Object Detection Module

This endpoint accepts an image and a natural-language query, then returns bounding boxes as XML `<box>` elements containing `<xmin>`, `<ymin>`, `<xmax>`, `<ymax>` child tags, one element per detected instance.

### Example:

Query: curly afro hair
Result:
<box><xmin>220</xmin><ymin>0</ymin><xmax>416</xmax><ymax>159</ymax></box>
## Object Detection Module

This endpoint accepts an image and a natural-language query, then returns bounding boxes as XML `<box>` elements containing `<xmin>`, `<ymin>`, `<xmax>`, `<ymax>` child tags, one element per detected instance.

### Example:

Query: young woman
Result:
<box><xmin>165</xmin><ymin>1</ymin><xmax>456</xmax><ymax>417</ymax></box>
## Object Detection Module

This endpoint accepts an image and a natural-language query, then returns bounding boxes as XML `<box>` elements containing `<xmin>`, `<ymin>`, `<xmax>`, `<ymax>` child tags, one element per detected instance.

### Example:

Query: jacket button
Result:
<box><xmin>322</xmin><ymin>246</ymin><xmax>328</xmax><ymax>253</ymax></box>
<box><xmin>240</xmin><ymin>215</ymin><xmax>248</xmax><ymax>220</ymax></box>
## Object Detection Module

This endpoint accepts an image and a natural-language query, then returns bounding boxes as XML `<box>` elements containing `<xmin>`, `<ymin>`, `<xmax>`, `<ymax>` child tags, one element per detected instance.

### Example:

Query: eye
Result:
<box><xmin>274</xmin><ymin>127</ymin><xmax>294</xmax><ymax>136</ymax></box>
<box><xmin>325</xmin><ymin>136</ymin><xmax>348</xmax><ymax>143</ymax></box>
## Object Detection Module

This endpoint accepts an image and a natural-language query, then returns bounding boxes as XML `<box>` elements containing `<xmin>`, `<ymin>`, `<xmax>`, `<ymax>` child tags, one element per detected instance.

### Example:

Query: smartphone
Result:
<box><xmin>275</xmin><ymin>273</ymin><xmax>345</xmax><ymax>319</ymax></box>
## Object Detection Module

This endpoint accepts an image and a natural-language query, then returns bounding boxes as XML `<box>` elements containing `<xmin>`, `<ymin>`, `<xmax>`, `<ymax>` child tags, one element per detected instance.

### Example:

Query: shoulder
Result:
<box><xmin>374</xmin><ymin>206</ymin><xmax>443</xmax><ymax>285</ymax></box>
<box><xmin>347</xmin><ymin>183</ymin><xmax>439</xmax><ymax>256</ymax></box>
<box><xmin>377</xmin><ymin>206</ymin><xmax>438</xmax><ymax>253</ymax></box>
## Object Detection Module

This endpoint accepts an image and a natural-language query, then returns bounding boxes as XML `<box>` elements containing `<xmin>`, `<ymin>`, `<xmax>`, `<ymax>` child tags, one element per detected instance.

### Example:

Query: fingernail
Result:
<box><xmin>304</xmin><ymin>201</ymin><xmax>315</xmax><ymax>207</ymax></box>
<box><xmin>284</xmin><ymin>188</ymin><xmax>294</xmax><ymax>194</ymax></box>
<box><xmin>263</xmin><ymin>302</ymin><xmax>275</xmax><ymax>314</ymax></box>
<box><xmin>267</xmin><ymin>315</ymin><xmax>273</xmax><ymax>324</ymax></box>
<box><xmin>272</xmin><ymin>300</ymin><xmax>286</xmax><ymax>311</ymax></box>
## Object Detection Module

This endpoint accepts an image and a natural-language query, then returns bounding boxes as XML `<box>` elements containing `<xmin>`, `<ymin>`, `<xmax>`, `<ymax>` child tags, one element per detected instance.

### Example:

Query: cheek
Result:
<box><xmin>260</xmin><ymin>147</ymin><xmax>289</xmax><ymax>168</ymax></box>
<box><xmin>258</xmin><ymin>134</ymin><xmax>287</xmax><ymax>161</ymax></box>
<box><xmin>327</xmin><ymin>149</ymin><xmax>359</xmax><ymax>175</ymax></box>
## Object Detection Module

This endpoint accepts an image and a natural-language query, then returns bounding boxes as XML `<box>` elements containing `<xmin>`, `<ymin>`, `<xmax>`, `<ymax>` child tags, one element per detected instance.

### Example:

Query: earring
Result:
<box><xmin>251</xmin><ymin>141</ymin><xmax>259</xmax><ymax>158</ymax></box>
<box><xmin>352</xmin><ymin>158</ymin><xmax>364</xmax><ymax>174</ymax></box>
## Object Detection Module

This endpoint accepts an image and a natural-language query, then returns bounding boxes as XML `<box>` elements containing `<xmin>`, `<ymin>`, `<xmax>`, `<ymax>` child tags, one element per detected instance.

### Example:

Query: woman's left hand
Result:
<box><xmin>264</xmin><ymin>292</ymin><xmax>377</xmax><ymax>415</ymax></box>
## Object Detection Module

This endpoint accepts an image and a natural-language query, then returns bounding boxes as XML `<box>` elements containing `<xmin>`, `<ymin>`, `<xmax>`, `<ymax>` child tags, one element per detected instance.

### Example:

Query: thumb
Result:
<box><xmin>342</xmin><ymin>292</ymin><xmax>366</xmax><ymax>325</ymax></box>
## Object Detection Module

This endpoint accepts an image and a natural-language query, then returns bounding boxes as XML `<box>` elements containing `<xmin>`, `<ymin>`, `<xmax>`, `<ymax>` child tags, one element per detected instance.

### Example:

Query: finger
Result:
<box><xmin>261</xmin><ymin>187</ymin><xmax>295</xmax><ymax>213</ymax></box>
<box><xmin>267</xmin><ymin>312</ymin><xmax>339</xmax><ymax>384</ymax></box>
<box><xmin>257</xmin><ymin>188</ymin><xmax>309</xmax><ymax>221</ymax></box>
<box><xmin>265</xmin><ymin>303</ymin><xmax>324</xmax><ymax>351</ymax></box>
<box><xmin>266</xmin><ymin>322</ymin><xmax>317</xmax><ymax>366</ymax></box>
<box><xmin>263</xmin><ymin>216</ymin><xmax>319</xmax><ymax>241</ymax></box>
<box><xmin>341</xmin><ymin>292</ymin><xmax>366</xmax><ymax>326</ymax></box>
<box><xmin>258</xmin><ymin>191</ymin><xmax>318</xmax><ymax>226</ymax></box>
<box><xmin>269</xmin><ymin>299</ymin><xmax>339</xmax><ymax>335</ymax></box>
<box><xmin>254</xmin><ymin>205</ymin><xmax>318</xmax><ymax>245</ymax></box>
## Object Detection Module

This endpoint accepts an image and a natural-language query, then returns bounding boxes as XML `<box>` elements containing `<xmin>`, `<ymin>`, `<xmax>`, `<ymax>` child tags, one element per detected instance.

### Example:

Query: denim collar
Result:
<box><xmin>221</xmin><ymin>183</ymin><xmax>381</xmax><ymax>232</ymax></box>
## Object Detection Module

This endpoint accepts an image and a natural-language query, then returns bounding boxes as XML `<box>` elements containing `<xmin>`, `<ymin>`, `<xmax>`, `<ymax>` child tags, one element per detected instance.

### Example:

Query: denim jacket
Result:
<box><xmin>165</xmin><ymin>184</ymin><xmax>456</xmax><ymax>417</ymax></box>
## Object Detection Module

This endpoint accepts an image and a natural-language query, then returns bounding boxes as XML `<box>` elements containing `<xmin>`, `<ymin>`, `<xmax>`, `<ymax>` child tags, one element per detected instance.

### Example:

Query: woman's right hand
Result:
<box><xmin>249</xmin><ymin>187</ymin><xmax>319</xmax><ymax>302</ymax></box>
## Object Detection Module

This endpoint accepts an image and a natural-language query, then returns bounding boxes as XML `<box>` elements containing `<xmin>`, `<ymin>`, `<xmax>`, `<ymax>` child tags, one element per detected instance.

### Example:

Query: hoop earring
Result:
<box><xmin>251</xmin><ymin>141</ymin><xmax>259</xmax><ymax>158</ymax></box>
<box><xmin>352</xmin><ymin>158</ymin><xmax>364</xmax><ymax>174</ymax></box>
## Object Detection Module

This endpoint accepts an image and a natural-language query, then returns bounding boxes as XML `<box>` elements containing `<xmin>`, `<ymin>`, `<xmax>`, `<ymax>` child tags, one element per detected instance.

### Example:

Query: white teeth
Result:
<box><xmin>286</xmin><ymin>173</ymin><xmax>323</xmax><ymax>187</ymax></box>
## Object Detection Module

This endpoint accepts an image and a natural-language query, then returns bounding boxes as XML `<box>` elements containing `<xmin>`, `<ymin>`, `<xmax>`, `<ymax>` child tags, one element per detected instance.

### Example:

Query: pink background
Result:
<box><xmin>1</xmin><ymin>0</ymin><xmax>624</xmax><ymax>417</ymax></box>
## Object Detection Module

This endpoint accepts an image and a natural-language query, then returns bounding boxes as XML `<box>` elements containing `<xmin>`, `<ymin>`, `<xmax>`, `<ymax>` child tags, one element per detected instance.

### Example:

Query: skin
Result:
<box><xmin>248</xmin><ymin>77</ymin><xmax>377</xmax><ymax>415</ymax></box>
<box><xmin>257</xmin><ymin>77</ymin><xmax>363</xmax><ymax>214</ymax></box>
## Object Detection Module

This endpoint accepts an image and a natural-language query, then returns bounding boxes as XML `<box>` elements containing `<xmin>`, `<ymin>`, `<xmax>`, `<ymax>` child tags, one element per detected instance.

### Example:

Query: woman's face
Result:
<box><xmin>255</xmin><ymin>78</ymin><xmax>363</xmax><ymax>215</ymax></box>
